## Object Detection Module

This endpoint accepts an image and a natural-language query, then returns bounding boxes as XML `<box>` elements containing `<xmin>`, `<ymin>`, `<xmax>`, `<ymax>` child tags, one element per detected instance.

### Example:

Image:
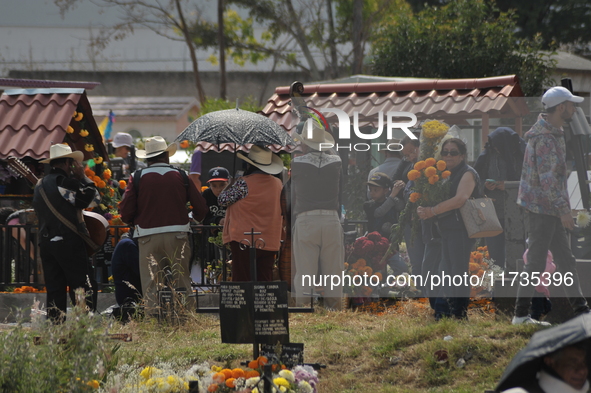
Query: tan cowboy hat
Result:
<box><xmin>136</xmin><ymin>136</ymin><xmax>177</xmax><ymax>159</ymax></box>
<box><xmin>40</xmin><ymin>143</ymin><xmax>84</xmax><ymax>164</ymax></box>
<box><xmin>294</xmin><ymin>119</ymin><xmax>335</xmax><ymax>151</ymax></box>
<box><xmin>236</xmin><ymin>145</ymin><xmax>284</xmax><ymax>175</ymax></box>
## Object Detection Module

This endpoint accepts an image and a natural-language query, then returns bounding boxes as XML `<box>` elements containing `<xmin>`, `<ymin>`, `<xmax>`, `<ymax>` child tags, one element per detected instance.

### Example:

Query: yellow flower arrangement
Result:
<box><xmin>407</xmin><ymin>169</ymin><xmax>421</xmax><ymax>181</ymax></box>
<box><xmin>419</xmin><ymin>120</ymin><xmax>450</xmax><ymax>160</ymax></box>
<box><xmin>422</xmin><ymin>120</ymin><xmax>449</xmax><ymax>138</ymax></box>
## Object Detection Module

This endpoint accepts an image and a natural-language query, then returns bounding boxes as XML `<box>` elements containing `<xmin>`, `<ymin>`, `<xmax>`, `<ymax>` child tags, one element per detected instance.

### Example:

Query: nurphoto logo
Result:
<box><xmin>301</xmin><ymin>107</ymin><xmax>418</xmax><ymax>152</ymax></box>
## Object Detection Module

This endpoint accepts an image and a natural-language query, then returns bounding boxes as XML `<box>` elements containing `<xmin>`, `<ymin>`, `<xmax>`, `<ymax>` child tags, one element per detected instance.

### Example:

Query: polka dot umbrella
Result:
<box><xmin>175</xmin><ymin>108</ymin><xmax>295</xmax><ymax>148</ymax></box>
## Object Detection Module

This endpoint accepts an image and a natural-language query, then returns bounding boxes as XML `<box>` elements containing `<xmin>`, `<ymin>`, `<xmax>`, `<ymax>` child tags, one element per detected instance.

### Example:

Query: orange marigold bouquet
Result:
<box><xmin>468</xmin><ymin>245</ymin><xmax>503</xmax><ymax>297</ymax></box>
<box><xmin>391</xmin><ymin>157</ymin><xmax>451</xmax><ymax>245</ymax></box>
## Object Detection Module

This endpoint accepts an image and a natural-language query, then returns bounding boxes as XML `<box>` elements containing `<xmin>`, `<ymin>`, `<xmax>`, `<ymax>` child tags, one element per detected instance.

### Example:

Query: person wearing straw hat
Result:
<box><xmin>291</xmin><ymin>120</ymin><xmax>344</xmax><ymax>310</ymax></box>
<box><xmin>119</xmin><ymin>136</ymin><xmax>208</xmax><ymax>316</ymax></box>
<box><xmin>32</xmin><ymin>143</ymin><xmax>102</xmax><ymax>323</ymax></box>
<box><xmin>218</xmin><ymin>145</ymin><xmax>284</xmax><ymax>282</ymax></box>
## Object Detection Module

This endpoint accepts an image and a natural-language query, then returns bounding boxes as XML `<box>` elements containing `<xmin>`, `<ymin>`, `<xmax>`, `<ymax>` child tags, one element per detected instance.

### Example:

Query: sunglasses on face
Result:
<box><xmin>441</xmin><ymin>150</ymin><xmax>460</xmax><ymax>157</ymax></box>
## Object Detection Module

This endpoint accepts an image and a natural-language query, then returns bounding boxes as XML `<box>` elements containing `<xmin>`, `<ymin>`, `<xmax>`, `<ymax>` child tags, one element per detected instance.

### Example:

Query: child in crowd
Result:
<box><xmin>202</xmin><ymin>167</ymin><xmax>230</xmax><ymax>226</ymax></box>
<box><xmin>363</xmin><ymin>172</ymin><xmax>407</xmax><ymax>274</ymax></box>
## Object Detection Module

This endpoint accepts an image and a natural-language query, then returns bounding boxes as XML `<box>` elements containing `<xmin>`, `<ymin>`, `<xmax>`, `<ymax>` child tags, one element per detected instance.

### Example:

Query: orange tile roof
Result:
<box><xmin>0</xmin><ymin>89</ymin><xmax>108</xmax><ymax>161</ymax></box>
<box><xmin>262</xmin><ymin>75</ymin><xmax>529</xmax><ymax>132</ymax></box>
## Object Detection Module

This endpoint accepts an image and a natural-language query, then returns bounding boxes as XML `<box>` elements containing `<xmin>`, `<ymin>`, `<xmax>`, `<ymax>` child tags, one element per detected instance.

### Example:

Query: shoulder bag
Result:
<box><xmin>459</xmin><ymin>197</ymin><xmax>503</xmax><ymax>238</ymax></box>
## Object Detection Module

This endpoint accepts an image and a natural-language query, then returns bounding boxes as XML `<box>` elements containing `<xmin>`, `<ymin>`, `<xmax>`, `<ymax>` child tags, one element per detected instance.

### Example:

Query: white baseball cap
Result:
<box><xmin>112</xmin><ymin>133</ymin><xmax>134</xmax><ymax>148</ymax></box>
<box><xmin>542</xmin><ymin>86</ymin><xmax>584</xmax><ymax>109</ymax></box>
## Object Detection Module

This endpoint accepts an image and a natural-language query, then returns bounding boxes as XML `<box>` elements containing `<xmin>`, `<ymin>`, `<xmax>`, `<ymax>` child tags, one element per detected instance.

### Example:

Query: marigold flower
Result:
<box><xmin>424</xmin><ymin>167</ymin><xmax>437</xmax><ymax>177</ymax></box>
<box><xmin>212</xmin><ymin>372</ymin><xmax>226</xmax><ymax>383</ymax></box>
<box><xmin>425</xmin><ymin>157</ymin><xmax>436</xmax><ymax>166</ymax></box>
<box><xmin>409</xmin><ymin>192</ymin><xmax>421</xmax><ymax>203</ymax></box>
<box><xmin>428</xmin><ymin>175</ymin><xmax>439</xmax><ymax>185</ymax></box>
<box><xmin>231</xmin><ymin>368</ymin><xmax>245</xmax><ymax>379</ymax></box>
<box><xmin>437</xmin><ymin>160</ymin><xmax>447</xmax><ymax>171</ymax></box>
<box><xmin>414</xmin><ymin>161</ymin><xmax>426</xmax><ymax>171</ymax></box>
<box><xmin>248</xmin><ymin>360</ymin><xmax>259</xmax><ymax>369</ymax></box>
<box><xmin>93</xmin><ymin>156</ymin><xmax>103</xmax><ymax>165</ymax></box>
<box><xmin>119</xmin><ymin>180</ymin><xmax>127</xmax><ymax>189</ymax></box>
<box><xmin>103</xmin><ymin>168</ymin><xmax>111</xmax><ymax>177</ymax></box>
<box><xmin>441</xmin><ymin>170</ymin><xmax>451</xmax><ymax>179</ymax></box>
<box><xmin>79</xmin><ymin>129</ymin><xmax>89</xmax><ymax>137</ymax></box>
<box><xmin>180</xmin><ymin>140</ymin><xmax>190</xmax><ymax>149</ymax></box>
<box><xmin>226</xmin><ymin>378</ymin><xmax>236</xmax><ymax>388</ymax></box>
<box><xmin>407</xmin><ymin>169</ymin><xmax>420</xmax><ymax>181</ymax></box>
<box><xmin>66</xmin><ymin>125</ymin><xmax>74</xmax><ymax>134</ymax></box>
<box><xmin>86</xmin><ymin>380</ymin><xmax>99</xmax><ymax>389</ymax></box>
<box><xmin>257</xmin><ymin>356</ymin><xmax>268</xmax><ymax>366</ymax></box>
<box><xmin>221</xmin><ymin>369</ymin><xmax>233</xmax><ymax>379</ymax></box>
<box><xmin>208</xmin><ymin>384</ymin><xmax>219</xmax><ymax>392</ymax></box>
<box><xmin>97</xmin><ymin>180</ymin><xmax>106</xmax><ymax>189</ymax></box>
<box><xmin>245</xmin><ymin>370</ymin><xmax>260</xmax><ymax>378</ymax></box>
<box><xmin>85</xmin><ymin>168</ymin><xmax>95</xmax><ymax>177</ymax></box>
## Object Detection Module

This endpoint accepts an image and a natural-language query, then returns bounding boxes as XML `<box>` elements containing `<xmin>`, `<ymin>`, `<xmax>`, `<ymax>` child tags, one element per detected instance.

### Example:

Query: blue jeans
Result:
<box><xmin>514</xmin><ymin>212</ymin><xmax>589</xmax><ymax>317</ymax></box>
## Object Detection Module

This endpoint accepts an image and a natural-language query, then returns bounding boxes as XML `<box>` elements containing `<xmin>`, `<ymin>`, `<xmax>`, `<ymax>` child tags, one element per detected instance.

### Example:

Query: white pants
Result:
<box><xmin>292</xmin><ymin>211</ymin><xmax>344</xmax><ymax>310</ymax></box>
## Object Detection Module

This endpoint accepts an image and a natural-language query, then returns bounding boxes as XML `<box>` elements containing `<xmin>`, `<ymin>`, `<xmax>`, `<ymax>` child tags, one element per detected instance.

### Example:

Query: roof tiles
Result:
<box><xmin>262</xmin><ymin>75</ymin><xmax>528</xmax><ymax>132</ymax></box>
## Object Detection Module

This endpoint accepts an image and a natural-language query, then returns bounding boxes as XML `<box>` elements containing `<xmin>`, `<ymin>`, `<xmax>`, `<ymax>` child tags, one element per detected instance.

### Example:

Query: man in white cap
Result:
<box><xmin>32</xmin><ymin>143</ymin><xmax>101</xmax><ymax>323</ymax></box>
<box><xmin>119</xmin><ymin>136</ymin><xmax>208</xmax><ymax>316</ymax></box>
<box><xmin>513</xmin><ymin>86</ymin><xmax>589</xmax><ymax>325</ymax></box>
<box><xmin>291</xmin><ymin>120</ymin><xmax>344</xmax><ymax>310</ymax></box>
<box><xmin>111</xmin><ymin>132</ymin><xmax>145</xmax><ymax>180</ymax></box>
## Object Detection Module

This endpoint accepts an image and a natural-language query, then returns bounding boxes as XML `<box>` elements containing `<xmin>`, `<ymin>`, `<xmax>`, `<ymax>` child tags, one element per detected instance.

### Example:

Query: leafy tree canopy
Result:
<box><xmin>371</xmin><ymin>0</ymin><xmax>555</xmax><ymax>96</ymax></box>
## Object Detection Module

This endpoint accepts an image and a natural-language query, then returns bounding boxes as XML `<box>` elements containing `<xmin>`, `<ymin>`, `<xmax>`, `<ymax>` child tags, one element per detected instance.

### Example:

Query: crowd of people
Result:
<box><xmin>27</xmin><ymin>86</ymin><xmax>590</xmax><ymax>331</ymax></box>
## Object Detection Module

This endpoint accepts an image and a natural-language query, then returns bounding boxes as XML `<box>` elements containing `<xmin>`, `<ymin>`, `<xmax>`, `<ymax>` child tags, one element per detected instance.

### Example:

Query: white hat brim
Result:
<box><xmin>296</xmin><ymin>130</ymin><xmax>335</xmax><ymax>151</ymax></box>
<box><xmin>136</xmin><ymin>143</ymin><xmax>177</xmax><ymax>159</ymax></box>
<box><xmin>237</xmin><ymin>150</ymin><xmax>284</xmax><ymax>175</ymax></box>
<box><xmin>40</xmin><ymin>150</ymin><xmax>84</xmax><ymax>164</ymax></box>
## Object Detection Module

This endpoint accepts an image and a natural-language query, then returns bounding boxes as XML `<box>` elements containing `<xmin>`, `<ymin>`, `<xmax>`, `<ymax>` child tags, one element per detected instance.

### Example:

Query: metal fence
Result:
<box><xmin>0</xmin><ymin>223</ymin><xmax>230</xmax><ymax>291</ymax></box>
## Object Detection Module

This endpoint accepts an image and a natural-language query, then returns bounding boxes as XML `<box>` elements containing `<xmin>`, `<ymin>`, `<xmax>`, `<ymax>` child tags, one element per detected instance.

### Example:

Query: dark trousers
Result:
<box><xmin>438</xmin><ymin>227</ymin><xmax>475</xmax><ymax>319</ymax></box>
<box><xmin>111</xmin><ymin>238</ymin><xmax>142</xmax><ymax>305</ymax></box>
<box><xmin>40</xmin><ymin>233</ymin><xmax>96</xmax><ymax>323</ymax></box>
<box><xmin>515</xmin><ymin>212</ymin><xmax>589</xmax><ymax>317</ymax></box>
<box><xmin>485</xmin><ymin>230</ymin><xmax>506</xmax><ymax>270</ymax></box>
<box><xmin>230</xmin><ymin>241</ymin><xmax>275</xmax><ymax>282</ymax></box>
<box><xmin>421</xmin><ymin>237</ymin><xmax>442</xmax><ymax>305</ymax></box>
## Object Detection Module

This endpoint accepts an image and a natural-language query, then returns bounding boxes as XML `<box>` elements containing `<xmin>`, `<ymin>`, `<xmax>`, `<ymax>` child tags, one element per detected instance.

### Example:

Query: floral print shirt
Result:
<box><xmin>217</xmin><ymin>178</ymin><xmax>248</xmax><ymax>207</ymax></box>
<box><xmin>517</xmin><ymin>116</ymin><xmax>570</xmax><ymax>217</ymax></box>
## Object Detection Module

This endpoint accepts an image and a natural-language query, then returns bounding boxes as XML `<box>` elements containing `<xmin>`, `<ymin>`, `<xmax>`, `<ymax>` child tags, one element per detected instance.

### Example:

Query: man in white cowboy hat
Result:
<box><xmin>32</xmin><ymin>143</ymin><xmax>102</xmax><ymax>323</ymax></box>
<box><xmin>291</xmin><ymin>120</ymin><xmax>344</xmax><ymax>310</ymax></box>
<box><xmin>119</xmin><ymin>136</ymin><xmax>208</xmax><ymax>316</ymax></box>
<box><xmin>218</xmin><ymin>145</ymin><xmax>284</xmax><ymax>282</ymax></box>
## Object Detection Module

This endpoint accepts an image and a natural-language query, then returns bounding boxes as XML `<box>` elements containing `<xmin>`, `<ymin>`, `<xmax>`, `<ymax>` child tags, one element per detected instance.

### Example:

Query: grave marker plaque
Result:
<box><xmin>220</xmin><ymin>282</ymin><xmax>289</xmax><ymax>344</ymax></box>
<box><xmin>261</xmin><ymin>343</ymin><xmax>304</xmax><ymax>367</ymax></box>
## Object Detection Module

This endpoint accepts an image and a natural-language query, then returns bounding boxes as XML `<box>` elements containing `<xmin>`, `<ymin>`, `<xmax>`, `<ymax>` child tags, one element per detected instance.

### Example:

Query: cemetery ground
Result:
<box><xmin>0</xmin><ymin>297</ymin><xmax>541</xmax><ymax>392</ymax></box>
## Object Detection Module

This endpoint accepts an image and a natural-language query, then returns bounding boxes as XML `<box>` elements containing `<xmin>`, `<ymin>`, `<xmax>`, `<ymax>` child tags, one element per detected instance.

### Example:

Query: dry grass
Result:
<box><xmin>104</xmin><ymin>298</ymin><xmax>542</xmax><ymax>393</ymax></box>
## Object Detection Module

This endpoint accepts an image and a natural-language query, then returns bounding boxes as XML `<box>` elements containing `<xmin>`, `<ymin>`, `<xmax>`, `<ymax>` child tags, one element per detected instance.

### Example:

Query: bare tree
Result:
<box><xmin>55</xmin><ymin>0</ymin><xmax>207</xmax><ymax>103</ymax></box>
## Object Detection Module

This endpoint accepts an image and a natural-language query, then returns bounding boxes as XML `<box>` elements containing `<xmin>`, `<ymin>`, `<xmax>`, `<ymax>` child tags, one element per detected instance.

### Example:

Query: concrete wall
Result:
<box><xmin>8</xmin><ymin>70</ymin><xmax>310</xmax><ymax>106</ymax></box>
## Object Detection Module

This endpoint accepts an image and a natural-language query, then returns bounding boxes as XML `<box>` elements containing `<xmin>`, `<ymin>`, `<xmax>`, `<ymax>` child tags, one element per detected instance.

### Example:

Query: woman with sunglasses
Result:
<box><xmin>416</xmin><ymin>138</ymin><xmax>481</xmax><ymax>320</ymax></box>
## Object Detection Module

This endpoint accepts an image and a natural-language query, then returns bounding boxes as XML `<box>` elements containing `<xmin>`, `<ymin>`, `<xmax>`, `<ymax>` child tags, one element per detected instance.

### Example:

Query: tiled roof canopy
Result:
<box><xmin>262</xmin><ymin>75</ymin><xmax>529</xmax><ymax>133</ymax></box>
<box><xmin>0</xmin><ymin>88</ymin><xmax>108</xmax><ymax>161</ymax></box>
